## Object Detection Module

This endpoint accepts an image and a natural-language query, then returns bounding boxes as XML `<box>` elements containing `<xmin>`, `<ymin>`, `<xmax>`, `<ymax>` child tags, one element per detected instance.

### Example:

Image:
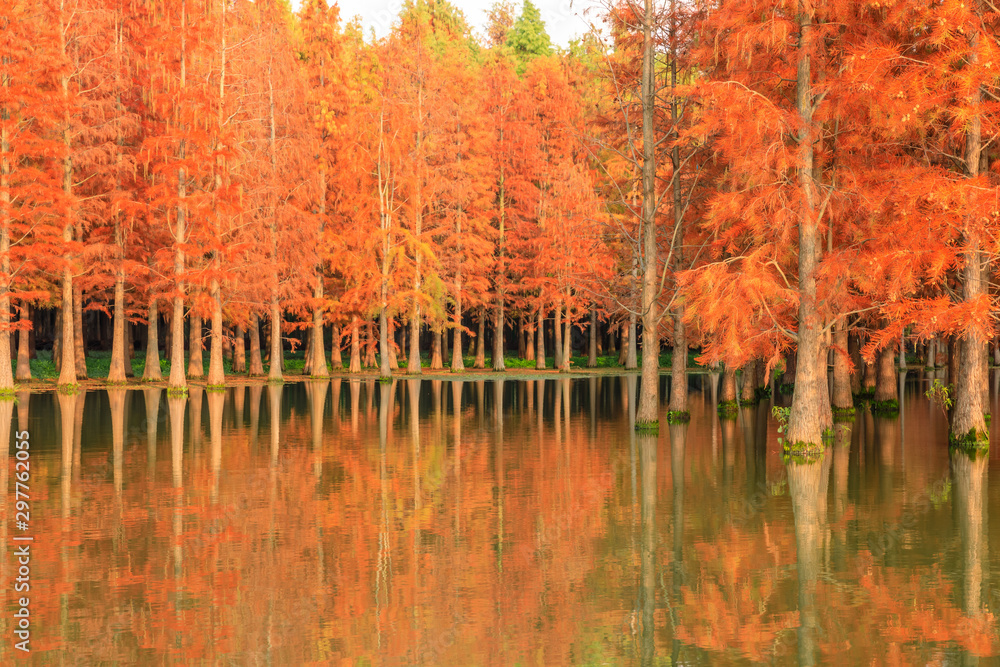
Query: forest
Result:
<box><xmin>2</xmin><ymin>0</ymin><xmax>999</xmax><ymax>452</ymax></box>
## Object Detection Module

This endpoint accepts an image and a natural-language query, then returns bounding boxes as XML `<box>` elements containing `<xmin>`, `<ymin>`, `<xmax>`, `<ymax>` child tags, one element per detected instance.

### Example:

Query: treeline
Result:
<box><xmin>5</xmin><ymin>0</ymin><xmax>1000</xmax><ymax>452</ymax></box>
<box><xmin>1</xmin><ymin>0</ymin><xmax>614</xmax><ymax>394</ymax></box>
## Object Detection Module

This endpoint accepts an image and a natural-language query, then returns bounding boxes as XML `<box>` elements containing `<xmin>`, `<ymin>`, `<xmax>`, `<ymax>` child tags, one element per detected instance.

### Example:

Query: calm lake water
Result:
<box><xmin>0</xmin><ymin>372</ymin><xmax>997</xmax><ymax>664</ymax></box>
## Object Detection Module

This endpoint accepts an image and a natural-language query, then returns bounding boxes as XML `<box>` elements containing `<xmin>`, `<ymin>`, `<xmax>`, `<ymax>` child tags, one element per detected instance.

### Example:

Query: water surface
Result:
<box><xmin>0</xmin><ymin>372</ymin><xmax>997</xmax><ymax>664</ymax></box>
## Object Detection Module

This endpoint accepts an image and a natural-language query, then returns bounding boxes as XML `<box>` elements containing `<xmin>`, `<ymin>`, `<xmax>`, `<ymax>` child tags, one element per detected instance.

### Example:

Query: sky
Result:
<box><xmin>294</xmin><ymin>0</ymin><xmax>600</xmax><ymax>48</ymax></box>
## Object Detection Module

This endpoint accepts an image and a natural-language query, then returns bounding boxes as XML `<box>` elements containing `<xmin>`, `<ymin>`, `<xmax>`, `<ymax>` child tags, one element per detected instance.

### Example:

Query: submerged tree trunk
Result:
<box><xmin>719</xmin><ymin>366</ymin><xmax>737</xmax><ymax>417</ymax></box>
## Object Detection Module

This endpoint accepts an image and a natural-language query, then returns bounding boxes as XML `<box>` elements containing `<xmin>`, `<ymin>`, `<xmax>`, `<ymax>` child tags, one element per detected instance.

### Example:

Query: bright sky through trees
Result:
<box><xmin>291</xmin><ymin>0</ymin><xmax>596</xmax><ymax>46</ymax></box>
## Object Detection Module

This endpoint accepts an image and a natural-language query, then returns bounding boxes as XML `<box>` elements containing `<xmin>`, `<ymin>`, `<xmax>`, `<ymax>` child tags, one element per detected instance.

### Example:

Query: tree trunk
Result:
<box><xmin>831</xmin><ymin>324</ymin><xmax>852</xmax><ymax>412</ymax></box>
<box><xmin>588</xmin><ymin>308</ymin><xmax>598</xmax><ymax>368</ymax></box>
<box><xmin>554</xmin><ymin>305</ymin><xmax>563</xmax><ymax>370</ymax></box>
<box><xmin>207</xmin><ymin>284</ymin><xmax>224</xmax><ymax>386</ymax></box>
<box><xmin>430</xmin><ymin>329</ymin><xmax>443</xmax><ymax>370</ymax></box>
<box><xmin>618</xmin><ymin>322</ymin><xmax>628</xmax><ymax>366</ymax></box>
<box><xmin>349</xmin><ymin>317</ymin><xmax>361</xmax><ymax>373</ymax></box>
<box><xmin>849</xmin><ymin>333</ymin><xmax>862</xmax><ymax>394</ymax></box>
<box><xmin>785</xmin><ymin>3</ymin><xmax>825</xmax><ymax>450</ymax></box>
<box><xmin>331</xmin><ymin>323</ymin><xmax>342</xmax><ymax>370</ymax></box>
<box><xmin>16</xmin><ymin>305</ymin><xmax>30</xmax><ymax>381</ymax></box>
<box><xmin>874</xmin><ymin>342</ymin><xmax>898</xmax><ymax>404</ymax></box>
<box><xmin>626</xmin><ymin>314</ymin><xmax>638</xmax><ymax>370</ymax></box>
<box><xmin>167</xmin><ymin>295</ymin><xmax>185</xmax><ymax>390</ymax></box>
<box><xmin>378</xmin><ymin>308</ymin><xmax>390</xmax><ymax>379</ymax></box>
<box><xmin>560</xmin><ymin>312</ymin><xmax>571</xmax><ymax>372</ymax></box>
<box><xmin>143</xmin><ymin>300</ymin><xmax>162</xmax><ymax>380</ymax></box>
<box><xmin>719</xmin><ymin>366</ymin><xmax>737</xmax><ymax>416</ymax></box>
<box><xmin>474</xmin><ymin>308</ymin><xmax>486</xmax><ymax>369</ymax></box>
<box><xmin>741</xmin><ymin>360</ymin><xmax>757</xmax><ymax>404</ymax></box>
<box><xmin>535</xmin><ymin>310</ymin><xmax>546</xmax><ymax>370</ymax></box>
<box><xmin>108</xmin><ymin>271</ymin><xmax>127</xmax><ymax>383</ymax></box>
<box><xmin>517</xmin><ymin>315</ymin><xmax>526</xmax><ymax>359</ymax></box>
<box><xmin>525</xmin><ymin>317</ymin><xmax>534</xmax><ymax>362</ymax></box>
<box><xmin>269</xmin><ymin>299</ymin><xmax>283</xmax><ymax>381</ymax></box>
<box><xmin>74</xmin><ymin>284</ymin><xmax>86</xmax><ymax>378</ymax></box>
<box><xmin>451</xmin><ymin>313</ymin><xmax>465</xmax><ymax>372</ymax></box>
<box><xmin>233</xmin><ymin>324</ymin><xmax>246</xmax><ymax>373</ymax></box>
<box><xmin>408</xmin><ymin>316</ymin><xmax>422</xmax><ymax>375</ymax></box>
<box><xmin>188</xmin><ymin>312</ymin><xmax>203</xmax><ymax>378</ymax></box>
<box><xmin>493</xmin><ymin>299</ymin><xmax>505</xmax><ymax>371</ymax></box>
<box><xmin>248</xmin><ymin>313</ymin><xmax>264</xmax><ymax>376</ymax></box>
<box><xmin>668</xmin><ymin>314</ymin><xmax>687</xmax><ymax>416</ymax></box>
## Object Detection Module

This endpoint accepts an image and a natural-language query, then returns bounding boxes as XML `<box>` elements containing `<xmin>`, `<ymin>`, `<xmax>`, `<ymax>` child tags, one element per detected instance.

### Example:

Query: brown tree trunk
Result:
<box><xmin>407</xmin><ymin>315</ymin><xmax>422</xmax><ymax>375</ymax></box>
<box><xmin>874</xmin><ymin>342</ymin><xmax>898</xmax><ymax>405</ymax></box>
<box><xmin>349</xmin><ymin>317</ymin><xmax>361</xmax><ymax>373</ymax></box>
<box><xmin>16</xmin><ymin>305</ymin><xmax>30</xmax><ymax>381</ymax></box>
<box><xmin>561</xmin><ymin>311</ymin><xmax>571</xmax><ymax>372</ymax></box>
<box><xmin>554</xmin><ymin>304</ymin><xmax>563</xmax><ymax>370</ymax></box>
<box><xmin>492</xmin><ymin>299</ymin><xmax>505</xmax><ymax>371</ymax></box>
<box><xmin>108</xmin><ymin>273</ymin><xmax>127</xmax><ymax>383</ymax></box>
<box><xmin>741</xmin><ymin>360</ymin><xmax>757</xmax><ymax>404</ymax></box>
<box><xmin>144</xmin><ymin>300</ymin><xmax>162</xmax><ymax>380</ymax></box>
<box><xmin>719</xmin><ymin>366</ymin><xmax>737</xmax><ymax>418</ymax></box>
<box><xmin>268</xmin><ymin>299</ymin><xmax>283</xmax><ymax>381</ymax></box>
<box><xmin>188</xmin><ymin>312</ymin><xmax>203</xmax><ymax>378</ymax></box>
<box><xmin>785</xmin><ymin>3</ymin><xmax>826</xmax><ymax>450</ymax></box>
<box><xmin>207</xmin><ymin>285</ymin><xmax>224</xmax><ymax>386</ymax></box>
<box><xmin>525</xmin><ymin>317</ymin><xmax>534</xmax><ymax>362</ymax></box>
<box><xmin>588</xmin><ymin>308</ymin><xmax>598</xmax><ymax>368</ymax></box>
<box><xmin>331</xmin><ymin>323</ymin><xmax>342</xmax><ymax>370</ymax></box>
<box><xmin>248</xmin><ymin>313</ymin><xmax>264</xmax><ymax>376</ymax></box>
<box><xmin>74</xmin><ymin>284</ymin><xmax>87</xmax><ymax>378</ymax></box>
<box><xmin>233</xmin><ymin>324</ymin><xmax>246</xmax><ymax>373</ymax></box>
<box><xmin>474</xmin><ymin>308</ymin><xmax>486</xmax><ymax>369</ymax></box>
<box><xmin>430</xmin><ymin>329</ymin><xmax>443</xmax><ymax>370</ymax></box>
<box><xmin>831</xmin><ymin>324</ymin><xmax>852</xmax><ymax>412</ymax></box>
<box><xmin>668</xmin><ymin>315</ymin><xmax>687</xmax><ymax>416</ymax></box>
<box><xmin>849</xmin><ymin>333</ymin><xmax>862</xmax><ymax>394</ymax></box>
<box><xmin>535</xmin><ymin>311</ymin><xmax>546</xmax><ymax>369</ymax></box>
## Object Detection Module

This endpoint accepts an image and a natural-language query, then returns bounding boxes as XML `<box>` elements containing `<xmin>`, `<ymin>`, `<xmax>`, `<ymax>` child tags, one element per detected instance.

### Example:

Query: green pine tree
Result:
<box><xmin>506</xmin><ymin>0</ymin><xmax>551</xmax><ymax>71</ymax></box>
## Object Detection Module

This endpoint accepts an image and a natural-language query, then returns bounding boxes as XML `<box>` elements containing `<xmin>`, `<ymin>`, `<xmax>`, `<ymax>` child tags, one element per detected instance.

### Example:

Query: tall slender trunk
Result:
<box><xmin>740</xmin><ymin>360</ymin><xmax>757</xmax><ymax>404</ymax></box>
<box><xmin>785</xmin><ymin>3</ymin><xmax>825</xmax><ymax>450</ymax></box>
<box><xmin>525</xmin><ymin>317</ymin><xmax>534</xmax><ymax>361</ymax></box>
<box><xmin>874</xmin><ymin>342</ymin><xmax>898</xmax><ymax>405</ymax></box>
<box><xmin>430</xmin><ymin>329</ymin><xmax>443</xmax><ymax>370</ymax></box>
<box><xmin>330</xmin><ymin>323</ymin><xmax>342</xmax><ymax>369</ymax></box>
<box><xmin>554</xmin><ymin>303</ymin><xmax>563</xmax><ymax>369</ymax></box>
<box><xmin>626</xmin><ymin>313</ymin><xmax>638</xmax><ymax>370</ymax></box>
<box><xmin>349</xmin><ymin>317</ymin><xmax>361</xmax><ymax>373</ymax></box>
<box><xmin>16</xmin><ymin>306</ymin><xmax>30</xmax><ymax>381</ymax></box>
<box><xmin>188</xmin><ymin>312</ymin><xmax>203</xmax><ymax>378</ymax></box>
<box><xmin>144</xmin><ymin>300</ymin><xmax>162</xmax><ymax>380</ymax></box>
<box><xmin>535</xmin><ymin>310</ymin><xmax>546</xmax><ymax>369</ymax></box>
<box><xmin>233</xmin><ymin>324</ymin><xmax>246</xmax><ymax>373</ymax></box>
<box><xmin>588</xmin><ymin>308</ymin><xmax>598</xmax><ymax>368</ymax></box>
<box><xmin>560</xmin><ymin>310</ymin><xmax>571</xmax><ymax>372</ymax></box>
<box><xmin>474</xmin><ymin>308</ymin><xmax>486</xmax><ymax>369</ymax></box>
<box><xmin>268</xmin><ymin>299</ymin><xmax>283</xmax><ymax>381</ymax></box>
<box><xmin>207</xmin><ymin>285</ymin><xmax>224</xmax><ymax>385</ymax></box>
<box><xmin>108</xmin><ymin>240</ymin><xmax>127</xmax><ymax>383</ymax></box>
<box><xmin>831</xmin><ymin>323</ymin><xmax>852</xmax><ymax>412</ymax></box>
<box><xmin>55</xmin><ymin>0</ymin><xmax>77</xmax><ymax>388</ymax></box>
<box><xmin>952</xmin><ymin>21</ymin><xmax>989</xmax><ymax>448</ymax></box>
<box><xmin>73</xmin><ymin>283</ymin><xmax>86</xmax><ymax>377</ymax></box>
<box><xmin>248</xmin><ymin>312</ymin><xmax>264</xmax><ymax>376</ymax></box>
